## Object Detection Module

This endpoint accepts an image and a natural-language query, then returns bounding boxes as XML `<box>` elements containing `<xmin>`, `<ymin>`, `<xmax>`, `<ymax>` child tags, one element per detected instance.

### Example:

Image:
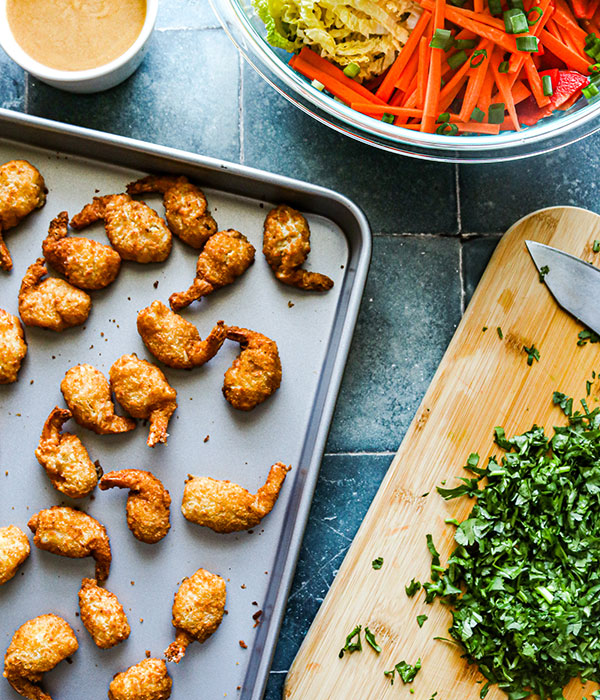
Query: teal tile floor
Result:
<box><xmin>1</xmin><ymin>3</ymin><xmax>598</xmax><ymax>696</ymax></box>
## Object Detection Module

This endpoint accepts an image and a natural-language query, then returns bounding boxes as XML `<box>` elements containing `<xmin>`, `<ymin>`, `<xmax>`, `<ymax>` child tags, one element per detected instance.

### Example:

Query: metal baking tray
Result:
<box><xmin>0</xmin><ymin>108</ymin><xmax>370</xmax><ymax>700</ymax></box>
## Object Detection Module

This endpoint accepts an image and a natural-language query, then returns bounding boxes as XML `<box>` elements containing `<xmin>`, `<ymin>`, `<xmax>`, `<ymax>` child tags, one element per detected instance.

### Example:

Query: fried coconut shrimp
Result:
<box><xmin>0</xmin><ymin>160</ymin><xmax>46</xmax><ymax>272</ymax></box>
<box><xmin>164</xmin><ymin>568</ymin><xmax>226</xmax><ymax>663</ymax></box>
<box><xmin>169</xmin><ymin>229</ymin><xmax>255</xmax><ymax>311</ymax></box>
<box><xmin>108</xmin><ymin>658</ymin><xmax>172</xmax><ymax>700</ymax></box>
<box><xmin>137</xmin><ymin>300</ymin><xmax>226</xmax><ymax>369</ymax></box>
<box><xmin>127</xmin><ymin>174</ymin><xmax>217</xmax><ymax>249</ymax></box>
<box><xmin>3</xmin><ymin>614</ymin><xmax>78</xmax><ymax>700</ymax></box>
<box><xmin>61</xmin><ymin>363</ymin><xmax>136</xmax><ymax>435</ymax></box>
<box><xmin>35</xmin><ymin>407</ymin><xmax>99</xmax><ymax>498</ymax></box>
<box><xmin>42</xmin><ymin>212</ymin><xmax>121</xmax><ymax>290</ymax></box>
<box><xmin>222</xmin><ymin>327</ymin><xmax>282</xmax><ymax>411</ymax></box>
<box><xmin>78</xmin><ymin>578</ymin><xmax>130</xmax><ymax>649</ymax></box>
<box><xmin>99</xmin><ymin>470</ymin><xmax>171</xmax><ymax>544</ymax></box>
<box><xmin>0</xmin><ymin>526</ymin><xmax>30</xmax><ymax>585</ymax></box>
<box><xmin>263</xmin><ymin>204</ymin><xmax>334</xmax><ymax>291</ymax></box>
<box><xmin>109</xmin><ymin>354</ymin><xmax>177</xmax><ymax>447</ymax></box>
<box><xmin>0</xmin><ymin>309</ymin><xmax>27</xmax><ymax>384</ymax></box>
<box><xmin>181</xmin><ymin>463</ymin><xmax>291</xmax><ymax>533</ymax></box>
<box><xmin>18</xmin><ymin>258</ymin><xmax>91</xmax><ymax>332</ymax></box>
<box><xmin>28</xmin><ymin>506</ymin><xmax>112</xmax><ymax>582</ymax></box>
<box><xmin>70</xmin><ymin>194</ymin><xmax>172</xmax><ymax>263</ymax></box>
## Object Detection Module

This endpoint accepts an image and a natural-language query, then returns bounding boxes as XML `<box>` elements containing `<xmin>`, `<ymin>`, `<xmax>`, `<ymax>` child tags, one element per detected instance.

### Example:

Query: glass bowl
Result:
<box><xmin>209</xmin><ymin>0</ymin><xmax>600</xmax><ymax>162</ymax></box>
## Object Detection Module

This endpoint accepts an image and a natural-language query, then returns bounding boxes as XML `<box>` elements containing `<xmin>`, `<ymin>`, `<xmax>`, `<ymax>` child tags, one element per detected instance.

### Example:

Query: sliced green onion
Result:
<box><xmin>470</xmin><ymin>49</ymin><xmax>488</xmax><ymax>67</ymax></box>
<box><xmin>516</xmin><ymin>35</ymin><xmax>539</xmax><ymax>52</ymax></box>
<box><xmin>586</xmin><ymin>32</ymin><xmax>597</xmax><ymax>46</ymax></box>
<box><xmin>583</xmin><ymin>82</ymin><xmax>600</xmax><ymax>99</ymax></box>
<box><xmin>589</xmin><ymin>63</ymin><xmax>600</xmax><ymax>72</ymax></box>
<box><xmin>448</xmin><ymin>50</ymin><xmax>468</xmax><ymax>69</ymax></box>
<box><xmin>509</xmin><ymin>0</ymin><xmax>525</xmax><ymax>10</ymax></box>
<box><xmin>488</xmin><ymin>102</ymin><xmax>505</xmax><ymax>123</ymax></box>
<box><xmin>455</xmin><ymin>39</ymin><xmax>477</xmax><ymax>49</ymax></box>
<box><xmin>381</xmin><ymin>113</ymin><xmax>395</xmax><ymax>123</ymax></box>
<box><xmin>436</xmin><ymin>111</ymin><xmax>450</xmax><ymax>123</ymax></box>
<box><xmin>527</xmin><ymin>6</ymin><xmax>543</xmax><ymax>24</ymax></box>
<box><xmin>343</xmin><ymin>62</ymin><xmax>360</xmax><ymax>78</ymax></box>
<box><xmin>449</xmin><ymin>0</ymin><xmax>467</xmax><ymax>7</ymax></box>
<box><xmin>504</xmin><ymin>8</ymin><xmax>529</xmax><ymax>33</ymax></box>
<box><xmin>310</xmin><ymin>79</ymin><xmax>325</xmax><ymax>91</ymax></box>
<box><xmin>471</xmin><ymin>106</ymin><xmax>485</xmax><ymax>122</ymax></box>
<box><xmin>430</xmin><ymin>28</ymin><xmax>453</xmax><ymax>50</ymax></box>
<box><xmin>440</xmin><ymin>77</ymin><xmax>446</xmax><ymax>88</ymax></box>
<box><xmin>499</xmin><ymin>60</ymin><xmax>510</xmax><ymax>72</ymax></box>
<box><xmin>488</xmin><ymin>0</ymin><xmax>502</xmax><ymax>14</ymax></box>
<box><xmin>542</xmin><ymin>74</ymin><xmax>553</xmax><ymax>96</ymax></box>
<box><xmin>436</xmin><ymin>122</ymin><xmax>459</xmax><ymax>135</ymax></box>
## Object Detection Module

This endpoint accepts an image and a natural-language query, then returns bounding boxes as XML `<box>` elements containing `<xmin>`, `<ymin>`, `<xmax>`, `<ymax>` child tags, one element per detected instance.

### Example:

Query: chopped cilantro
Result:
<box><xmin>523</xmin><ymin>343</ymin><xmax>540</xmax><ymax>365</ymax></box>
<box><xmin>594</xmin><ymin>239</ymin><xmax>600</xmax><ymax>253</ymax></box>
<box><xmin>578</xmin><ymin>329</ymin><xmax>600</xmax><ymax>346</ymax></box>
<box><xmin>497</xmin><ymin>326</ymin><xmax>503</xmax><ymax>339</ymax></box>
<box><xmin>371</xmin><ymin>556</ymin><xmax>383</xmax><ymax>570</ymax></box>
<box><xmin>338</xmin><ymin>625</ymin><xmax>361</xmax><ymax>658</ymax></box>
<box><xmin>482</xmin><ymin>326</ymin><xmax>488</xmax><ymax>332</ymax></box>
<box><xmin>364</xmin><ymin>627</ymin><xmax>381</xmax><ymax>653</ymax></box>
<box><xmin>417</xmin><ymin>614</ymin><xmax>428</xmax><ymax>627</ymax></box>
<box><xmin>405</xmin><ymin>578</ymin><xmax>421</xmax><ymax>597</ymax></box>
<box><xmin>538</xmin><ymin>264</ymin><xmax>549</xmax><ymax>282</ymax></box>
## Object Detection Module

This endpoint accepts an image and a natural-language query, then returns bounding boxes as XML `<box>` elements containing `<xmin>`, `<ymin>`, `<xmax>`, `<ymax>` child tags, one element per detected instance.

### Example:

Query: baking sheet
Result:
<box><xmin>0</xmin><ymin>112</ymin><xmax>370</xmax><ymax>700</ymax></box>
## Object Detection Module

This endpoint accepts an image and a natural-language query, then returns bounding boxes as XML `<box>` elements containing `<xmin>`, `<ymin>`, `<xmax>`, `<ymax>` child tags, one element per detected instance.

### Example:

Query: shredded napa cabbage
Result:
<box><xmin>253</xmin><ymin>0</ymin><xmax>422</xmax><ymax>79</ymax></box>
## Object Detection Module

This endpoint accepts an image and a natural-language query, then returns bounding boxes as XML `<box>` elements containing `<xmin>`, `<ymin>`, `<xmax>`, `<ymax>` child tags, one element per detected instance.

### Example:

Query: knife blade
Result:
<box><xmin>525</xmin><ymin>240</ymin><xmax>600</xmax><ymax>336</ymax></box>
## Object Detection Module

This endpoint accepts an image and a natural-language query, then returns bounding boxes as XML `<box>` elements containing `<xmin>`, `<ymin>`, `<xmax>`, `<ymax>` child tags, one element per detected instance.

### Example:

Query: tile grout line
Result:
<box><xmin>239</xmin><ymin>53</ymin><xmax>245</xmax><ymax>165</ymax></box>
<box><xmin>323</xmin><ymin>451</ymin><xmax>397</xmax><ymax>457</ymax></box>
<box><xmin>458</xmin><ymin>237</ymin><xmax>466</xmax><ymax>315</ymax></box>
<box><xmin>454</xmin><ymin>163</ymin><xmax>462</xmax><ymax>234</ymax></box>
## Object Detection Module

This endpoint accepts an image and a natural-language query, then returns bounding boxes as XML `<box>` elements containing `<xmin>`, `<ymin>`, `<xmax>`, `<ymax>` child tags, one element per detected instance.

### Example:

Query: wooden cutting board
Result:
<box><xmin>285</xmin><ymin>207</ymin><xmax>600</xmax><ymax>700</ymax></box>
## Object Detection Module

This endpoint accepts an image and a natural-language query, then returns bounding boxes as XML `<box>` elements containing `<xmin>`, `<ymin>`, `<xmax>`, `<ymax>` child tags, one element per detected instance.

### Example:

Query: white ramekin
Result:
<box><xmin>0</xmin><ymin>0</ymin><xmax>157</xmax><ymax>93</ymax></box>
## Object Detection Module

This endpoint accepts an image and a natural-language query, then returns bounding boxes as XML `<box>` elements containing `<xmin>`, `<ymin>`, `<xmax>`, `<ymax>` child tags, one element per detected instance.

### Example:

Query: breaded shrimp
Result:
<box><xmin>3</xmin><ymin>614</ymin><xmax>78</xmax><ymax>700</ymax></box>
<box><xmin>99</xmin><ymin>469</ymin><xmax>171</xmax><ymax>544</ymax></box>
<box><xmin>0</xmin><ymin>160</ymin><xmax>46</xmax><ymax>272</ymax></box>
<box><xmin>169</xmin><ymin>229</ymin><xmax>255</xmax><ymax>311</ymax></box>
<box><xmin>70</xmin><ymin>194</ymin><xmax>172</xmax><ymax>263</ymax></box>
<box><xmin>18</xmin><ymin>258</ymin><xmax>91</xmax><ymax>332</ymax></box>
<box><xmin>0</xmin><ymin>526</ymin><xmax>30</xmax><ymax>585</ymax></box>
<box><xmin>127</xmin><ymin>174</ymin><xmax>217</xmax><ymax>249</ymax></box>
<box><xmin>164</xmin><ymin>568</ymin><xmax>226</xmax><ymax>663</ymax></box>
<box><xmin>137</xmin><ymin>300</ymin><xmax>226</xmax><ymax>369</ymax></box>
<box><xmin>109</xmin><ymin>354</ymin><xmax>177</xmax><ymax>447</ymax></box>
<box><xmin>263</xmin><ymin>205</ymin><xmax>333</xmax><ymax>291</ymax></box>
<box><xmin>222</xmin><ymin>327</ymin><xmax>282</xmax><ymax>411</ymax></box>
<box><xmin>78</xmin><ymin>578</ymin><xmax>130</xmax><ymax>649</ymax></box>
<box><xmin>42</xmin><ymin>212</ymin><xmax>121</xmax><ymax>290</ymax></box>
<box><xmin>35</xmin><ymin>407</ymin><xmax>99</xmax><ymax>498</ymax></box>
<box><xmin>108</xmin><ymin>658</ymin><xmax>172</xmax><ymax>700</ymax></box>
<box><xmin>0</xmin><ymin>309</ymin><xmax>27</xmax><ymax>384</ymax></box>
<box><xmin>181</xmin><ymin>463</ymin><xmax>291</xmax><ymax>533</ymax></box>
<box><xmin>61</xmin><ymin>363</ymin><xmax>136</xmax><ymax>435</ymax></box>
<box><xmin>28</xmin><ymin>506</ymin><xmax>112</xmax><ymax>582</ymax></box>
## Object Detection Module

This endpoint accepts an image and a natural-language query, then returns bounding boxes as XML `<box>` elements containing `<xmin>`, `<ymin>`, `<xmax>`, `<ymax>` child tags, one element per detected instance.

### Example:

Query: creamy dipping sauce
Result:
<box><xmin>6</xmin><ymin>0</ymin><xmax>147</xmax><ymax>71</ymax></box>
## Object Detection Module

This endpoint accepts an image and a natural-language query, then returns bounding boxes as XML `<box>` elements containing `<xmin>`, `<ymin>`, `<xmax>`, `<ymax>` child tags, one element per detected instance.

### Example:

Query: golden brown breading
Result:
<box><xmin>222</xmin><ymin>327</ymin><xmax>282</xmax><ymax>411</ymax></box>
<box><xmin>70</xmin><ymin>194</ymin><xmax>172</xmax><ymax>263</ymax></box>
<box><xmin>78</xmin><ymin>578</ymin><xmax>130</xmax><ymax>649</ymax></box>
<box><xmin>108</xmin><ymin>658</ymin><xmax>172</xmax><ymax>700</ymax></box>
<box><xmin>0</xmin><ymin>526</ymin><xmax>30</xmax><ymax>585</ymax></box>
<box><xmin>42</xmin><ymin>212</ymin><xmax>121</xmax><ymax>290</ymax></box>
<box><xmin>28</xmin><ymin>506</ymin><xmax>111</xmax><ymax>582</ymax></box>
<box><xmin>35</xmin><ymin>407</ymin><xmax>99</xmax><ymax>498</ymax></box>
<box><xmin>0</xmin><ymin>309</ymin><xmax>27</xmax><ymax>384</ymax></box>
<box><xmin>181</xmin><ymin>463</ymin><xmax>291</xmax><ymax>533</ymax></box>
<box><xmin>61</xmin><ymin>363</ymin><xmax>136</xmax><ymax>435</ymax></box>
<box><xmin>263</xmin><ymin>205</ymin><xmax>334</xmax><ymax>291</ymax></box>
<box><xmin>3</xmin><ymin>614</ymin><xmax>78</xmax><ymax>700</ymax></box>
<box><xmin>137</xmin><ymin>300</ymin><xmax>226</xmax><ymax>369</ymax></box>
<box><xmin>127</xmin><ymin>175</ymin><xmax>217</xmax><ymax>249</ymax></box>
<box><xmin>169</xmin><ymin>229</ymin><xmax>255</xmax><ymax>311</ymax></box>
<box><xmin>109</xmin><ymin>354</ymin><xmax>177</xmax><ymax>447</ymax></box>
<box><xmin>18</xmin><ymin>258</ymin><xmax>91</xmax><ymax>332</ymax></box>
<box><xmin>164</xmin><ymin>568</ymin><xmax>226</xmax><ymax>663</ymax></box>
<box><xmin>0</xmin><ymin>160</ymin><xmax>46</xmax><ymax>272</ymax></box>
<box><xmin>99</xmin><ymin>470</ymin><xmax>171</xmax><ymax>544</ymax></box>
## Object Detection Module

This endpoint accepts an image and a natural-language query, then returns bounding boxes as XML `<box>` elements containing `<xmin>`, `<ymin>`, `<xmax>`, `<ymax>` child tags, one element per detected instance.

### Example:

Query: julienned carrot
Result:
<box><xmin>422</xmin><ymin>48</ymin><xmax>443</xmax><ymax>132</ymax></box>
<box><xmin>457</xmin><ymin>121</ymin><xmax>502</xmax><ymax>133</ymax></box>
<box><xmin>417</xmin><ymin>36</ymin><xmax>430</xmax><ymax>108</ymax></box>
<box><xmin>493</xmin><ymin>79</ymin><xmax>531</xmax><ymax>104</ymax></box>
<box><xmin>294</xmin><ymin>47</ymin><xmax>387</xmax><ymax>104</ymax></box>
<box><xmin>476</xmin><ymin>59</ymin><xmax>496</xmax><ymax>113</ymax></box>
<box><xmin>397</xmin><ymin>50</ymin><xmax>420</xmax><ymax>92</ymax></box>
<box><xmin>376</xmin><ymin>11</ymin><xmax>431</xmax><ymax>101</ymax></box>
<box><xmin>524</xmin><ymin>53</ymin><xmax>552</xmax><ymax>106</ymax></box>
<box><xmin>491</xmin><ymin>51</ymin><xmax>520</xmax><ymax>130</ymax></box>
<box><xmin>553</xmin><ymin>0</ymin><xmax>589</xmax><ymax>40</ymax></box>
<box><xmin>459</xmin><ymin>40</ymin><xmax>492</xmax><ymax>121</ymax></box>
<box><xmin>291</xmin><ymin>58</ymin><xmax>380</xmax><ymax>106</ymax></box>
<box><xmin>540</xmin><ymin>29</ymin><xmax>591</xmax><ymax>72</ymax></box>
<box><xmin>350</xmin><ymin>104</ymin><xmax>425</xmax><ymax>117</ymax></box>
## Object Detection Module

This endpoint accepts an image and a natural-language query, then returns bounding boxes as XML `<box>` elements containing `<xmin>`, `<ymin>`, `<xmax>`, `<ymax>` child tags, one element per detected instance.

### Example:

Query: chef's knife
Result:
<box><xmin>526</xmin><ymin>240</ymin><xmax>600</xmax><ymax>336</ymax></box>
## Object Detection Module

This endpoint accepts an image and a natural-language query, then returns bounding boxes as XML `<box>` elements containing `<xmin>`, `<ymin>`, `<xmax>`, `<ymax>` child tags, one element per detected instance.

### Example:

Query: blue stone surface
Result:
<box><xmin>0</xmin><ymin>4</ymin><xmax>597</xmax><ymax>698</ymax></box>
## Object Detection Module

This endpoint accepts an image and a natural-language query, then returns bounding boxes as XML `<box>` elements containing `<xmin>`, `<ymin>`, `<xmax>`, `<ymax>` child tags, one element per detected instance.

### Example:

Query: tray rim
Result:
<box><xmin>0</xmin><ymin>107</ymin><xmax>372</xmax><ymax>700</ymax></box>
